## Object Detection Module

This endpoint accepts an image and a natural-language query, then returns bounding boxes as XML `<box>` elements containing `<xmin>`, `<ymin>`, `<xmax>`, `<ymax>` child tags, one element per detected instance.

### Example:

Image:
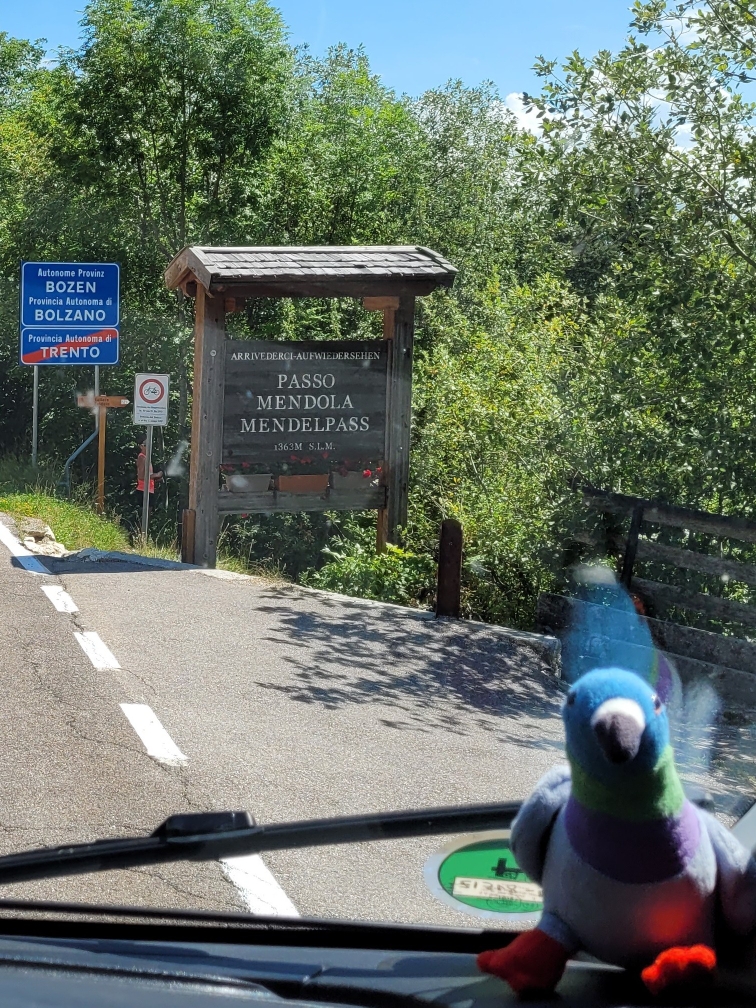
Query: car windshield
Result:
<box><xmin>0</xmin><ymin>0</ymin><xmax>756</xmax><ymax>941</ymax></box>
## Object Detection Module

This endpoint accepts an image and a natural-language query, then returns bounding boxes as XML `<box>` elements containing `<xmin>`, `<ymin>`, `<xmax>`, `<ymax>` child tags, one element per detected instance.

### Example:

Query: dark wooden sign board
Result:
<box><xmin>164</xmin><ymin>246</ymin><xmax>457</xmax><ymax>568</ymax></box>
<box><xmin>223</xmin><ymin>339</ymin><xmax>388</xmax><ymax>467</ymax></box>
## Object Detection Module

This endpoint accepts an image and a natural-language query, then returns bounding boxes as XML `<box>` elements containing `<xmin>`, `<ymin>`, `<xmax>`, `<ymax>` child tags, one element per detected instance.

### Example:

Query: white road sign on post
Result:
<box><xmin>134</xmin><ymin>373</ymin><xmax>170</xmax><ymax>426</ymax></box>
<box><xmin>134</xmin><ymin>374</ymin><xmax>170</xmax><ymax>541</ymax></box>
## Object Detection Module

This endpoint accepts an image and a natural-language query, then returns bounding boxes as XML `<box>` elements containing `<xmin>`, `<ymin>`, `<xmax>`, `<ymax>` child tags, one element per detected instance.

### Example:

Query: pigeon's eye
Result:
<box><xmin>566</xmin><ymin>691</ymin><xmax>576</xmax><ymax>706</ymax></box>
<box><xmin>653</xmin><ymin>694</ymin><xmax>662</xmax><ymax>713</ymax></box>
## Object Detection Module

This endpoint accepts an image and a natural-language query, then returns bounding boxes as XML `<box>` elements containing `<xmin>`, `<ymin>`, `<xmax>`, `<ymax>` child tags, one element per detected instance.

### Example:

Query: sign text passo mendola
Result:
<box><xmin>223</xmin><ymin>340</ymin><xmax>387</xmax><ymax>467</ymax></box>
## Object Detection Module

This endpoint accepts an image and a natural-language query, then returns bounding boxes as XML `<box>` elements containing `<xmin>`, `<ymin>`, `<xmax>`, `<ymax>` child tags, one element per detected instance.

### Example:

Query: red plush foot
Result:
<box><xmin>641</xmin><ymin>945</ymin><xmax>717</xmax><ymax>996</ymax></box>
<box><xmin>477</xmin><ymin>928</ymin><xmax>571</xmax><ymax>994</ymax></box>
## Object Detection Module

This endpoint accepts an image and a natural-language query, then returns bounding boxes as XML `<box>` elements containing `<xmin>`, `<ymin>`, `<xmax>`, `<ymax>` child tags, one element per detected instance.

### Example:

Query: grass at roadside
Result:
<box><xmin>0</xmin><ymin>490</ymin><xmax>182</xmax><ymax>560</ymax></box>
<box><xmin>0</xmin><ymin>491</ymin><xmax>131</xmax><ymax>552</ymax></box>
<box><xmin>0</xmin><ymin>481</ymin><xmax>288</xmax><ymax>580</ymax></box>
<box><xmin>129</xmin><ymin>535</ymin><xmax>182</xmax><ymax>561</ymax></box>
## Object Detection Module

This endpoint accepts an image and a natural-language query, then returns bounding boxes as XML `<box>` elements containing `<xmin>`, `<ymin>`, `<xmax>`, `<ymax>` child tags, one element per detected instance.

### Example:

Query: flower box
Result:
<box><xmin>225</xmin><ymin>473</ymin><xmax>273</xmax><ymax>493</ymax></box>
<box><xmin>277</xmin><ymin>473</ymin><xmax>329</xmax><ymax>493</ymax></box>
<box><xmin>330</xmin><ymin>470</ymin><xmax>371</xmax><ymax>490</ymax></box>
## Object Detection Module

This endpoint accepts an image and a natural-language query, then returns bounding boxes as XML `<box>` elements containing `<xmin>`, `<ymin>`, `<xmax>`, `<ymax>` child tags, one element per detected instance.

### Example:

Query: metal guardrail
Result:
<box><xmin>57</xmin><ymin>424</ymin><xmax>99</xmax><ymax>498</ymax></box>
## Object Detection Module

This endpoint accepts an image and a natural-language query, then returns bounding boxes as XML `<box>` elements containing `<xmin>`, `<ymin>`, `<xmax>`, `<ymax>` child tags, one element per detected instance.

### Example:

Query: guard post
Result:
<box><xmin>436</xmin><ymin>518</ymin><xmax>463</xmax><ymax>618</ymax></box>
<box><xmin>164</xmin><ymin>247</ymin><xmax>456</xmax><ymax>569</ymax></box>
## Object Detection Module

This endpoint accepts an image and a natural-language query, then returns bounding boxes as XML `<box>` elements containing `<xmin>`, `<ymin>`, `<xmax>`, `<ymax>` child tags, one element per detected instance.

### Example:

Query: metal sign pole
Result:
<box><xmin>133</xmin><ymin>374</ymin><xmax>170</xmax><ymax>544</ymax></box>
<box><xmin>97</xmin><ymin>405</ymin><xmax>106</xmax><ymax>515</ymax></box>
<box><xmin>31</xmin><ymin>365</ymin><xmax>39</xmax><ymax>468</ymax></box>
<box><xmin>141</xmin><ymin>425</ymin><xmax>153</xmax><ymax>539</ymax></box>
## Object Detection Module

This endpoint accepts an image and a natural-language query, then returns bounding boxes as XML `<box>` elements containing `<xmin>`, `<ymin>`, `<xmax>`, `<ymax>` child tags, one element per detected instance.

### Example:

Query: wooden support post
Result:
<box><xmin>377</xmin><ymin>302</ymin><xmax>396</xmax><ymax>552</ymax></box>
<box><xmin>189</xmin><ymin>286</ymin><xmax>226</xmax><ymax>568</ymax></box>
<box><xmin>620</xmin><ymin>504</ymin><xmax>644</xmax><ymax>589</ymax></box>
<box><xmin>385</xmin><ymin>296</ymin><xmax>415</xmax><ymax>543</ymax></box>
<box><xmin>181</xmin><ymin>508</ymin><xmax>196</xmax><ymax>564</ymax></box>
<box><xmin>376</xmin><ymin>507</ymin><xmax>388</xmax><ymax>553</ymax></box>
<box><xmin>364</xmin><ymin>296</ymin><xmax>400</xmax><ymax>553</ymax></box>
<box><xmin>96</xmin><ymin>405</ymin><xmax>106</xmax><ymax>515</ymax></box>
<box><xmin>436</xmin><ymin>518</ymin><xmax>463</xmax><ymax>618</ymax></box>
<box><xmin>363</xmin><ymin>296</ymin><xmax>400</xmax><ymax>313</ymax></box>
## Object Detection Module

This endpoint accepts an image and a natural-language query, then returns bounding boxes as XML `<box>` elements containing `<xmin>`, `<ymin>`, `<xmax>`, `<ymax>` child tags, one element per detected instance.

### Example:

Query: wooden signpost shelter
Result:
<box><xmin>164</xmin><ymin>246</ymin><xmax>457</xmax><ymax>567</ymax></box>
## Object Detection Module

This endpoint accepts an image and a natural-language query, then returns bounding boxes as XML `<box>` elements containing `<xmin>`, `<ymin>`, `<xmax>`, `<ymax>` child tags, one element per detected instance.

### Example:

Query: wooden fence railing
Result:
<box><xmin>537</xmin><ymin>485</ymin><xmax>756</xmax><ymax>677</ymax></box>
<box><xmin>577</xmin><ymin>485</ymin><xmax>756</xmax><ymax>629</ymax></box>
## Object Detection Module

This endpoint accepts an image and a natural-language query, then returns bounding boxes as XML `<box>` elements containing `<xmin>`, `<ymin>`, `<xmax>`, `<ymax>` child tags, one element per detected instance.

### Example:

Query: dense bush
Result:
<box><xmin>304</xmin><ymin>542</ymin><xmax>436</xmax><ymax>608</ymax></box>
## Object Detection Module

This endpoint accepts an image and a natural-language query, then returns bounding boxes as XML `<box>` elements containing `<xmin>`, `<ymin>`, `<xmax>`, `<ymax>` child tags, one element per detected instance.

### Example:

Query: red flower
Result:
<box><xmin>241</xmin><ymin>513</ymin><xmax>248</xmax><ymax>519</ymax></box>
<box><xmin>362</xmin><ymin>469</ymin><xmax>372</xmax><ymax>478</ymax></box>
<box><xmin>241</xmin><ymin>462</ymin><xmax>250</xmax><ymax>469</ymax></box>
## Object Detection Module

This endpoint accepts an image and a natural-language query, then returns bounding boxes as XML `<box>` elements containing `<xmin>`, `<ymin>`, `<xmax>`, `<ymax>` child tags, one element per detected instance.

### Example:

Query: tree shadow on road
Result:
<box><xmin>251</xmin><ymin>591</ymin><xmax>565</xmax><ymax>745</ymax></box>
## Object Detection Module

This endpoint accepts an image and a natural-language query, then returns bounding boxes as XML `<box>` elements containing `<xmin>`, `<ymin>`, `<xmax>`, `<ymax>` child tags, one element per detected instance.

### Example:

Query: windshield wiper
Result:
<box><xmin>0</xmin><ymin>801</ymin><xmax>520</xmax><ymax>885</ymax></box>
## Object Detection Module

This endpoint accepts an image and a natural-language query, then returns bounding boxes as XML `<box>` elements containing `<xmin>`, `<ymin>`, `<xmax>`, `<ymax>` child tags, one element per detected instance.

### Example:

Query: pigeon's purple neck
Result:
<box><xmin>564</xmin><ymin>745</ymin><xmax>700</xmax><ymax>884</ymax></box>
<box><xmin>564</xmin><ymin>796</ymin><xmax>701</xmax><ymax>883</ymax></box>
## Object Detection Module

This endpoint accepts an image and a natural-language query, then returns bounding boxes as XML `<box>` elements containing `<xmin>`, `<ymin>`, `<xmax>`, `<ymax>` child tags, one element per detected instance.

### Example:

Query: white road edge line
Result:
<box><xmin>41</xmin><ymin>585</ymin><xmax>79</xmax><ymax>613</ymax></box>
<box><xmin>0</xmin><ymin>522</ymin><xmax>47</xmax><ymax>575</ymax></box>
<box><xmin>221</xmin><ymin>855</ymin><xmax>299</xmax><ymax>917</ymax></box>
<box><xmin>74</xmin><ymin>631</ymin><xmax>121</xmax><ymax>670</ymax></box>
<box><xmin>119</xmin><ymin>703</ymin><xmax>188</xmax><ymax>766</ymax></box>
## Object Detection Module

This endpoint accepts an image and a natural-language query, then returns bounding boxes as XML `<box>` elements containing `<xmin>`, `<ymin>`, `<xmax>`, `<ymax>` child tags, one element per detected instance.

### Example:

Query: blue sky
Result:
<box><xmin>0</xmin><ymin>0</ymin><xmax>633</xmax><ymax>99</ymax></box>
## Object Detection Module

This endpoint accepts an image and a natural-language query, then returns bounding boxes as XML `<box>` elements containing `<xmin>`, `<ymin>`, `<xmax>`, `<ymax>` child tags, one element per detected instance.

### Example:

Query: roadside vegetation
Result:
<box><xmin>0</xmin><ymin>491</ymin><xmax>130</xmax><ymax>552</ymax></box>
<box><xmin>0</xmin><ymin>458</ymin><xmax>284</xmax><ymax>575</ymax></box>
<box><xmin>1</xmin><ymin>0</ymin><xmax>756</xmax><ymax>626</ymax></box>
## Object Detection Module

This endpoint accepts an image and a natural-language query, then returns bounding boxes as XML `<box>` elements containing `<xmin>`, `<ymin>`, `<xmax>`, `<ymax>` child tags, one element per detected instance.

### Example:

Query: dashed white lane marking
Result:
<box><xmin>119</xmin><ymin>704</ymin><xmax>188</xmax><ymax>766</ymax></box>
<box><xmin>0</xmin><ymin>522</ymin><xmax>47</xmax><ymax>575</ymax></box>
<box><xmin>4</xmin><ymin>525</ymin><xmax>296</xmax><ymax>915</ymax></box>
<box><xmin>115</xmin><ymin>706</ymin><xmax>294</xmax><ymax>911</ymax></box>
<box><xmin>221</xmin><ymin>855</ymin><xmax>299</xmax><ymax>917</ymax></box>
<box><xmin>41</xmin><ymin>585</ymin><xmax>79</xmax><ymax>613</ymax></box>
<box><xmin>74</xmin><ymin>631</ymin><xmax>121</xmax><ymax>670</ymax></box>
<box><xmin>47</xmin><ymin>576</ymin><xmax>295</xmax><ymax>913</ymax></box>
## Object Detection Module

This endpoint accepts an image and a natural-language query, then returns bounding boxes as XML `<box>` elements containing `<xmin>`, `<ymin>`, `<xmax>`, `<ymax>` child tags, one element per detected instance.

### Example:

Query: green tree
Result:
<box><xmin>530</xmin><ymin>0</ymin><xmax>756</xmax><ymax>272</ymax></box>
<box><xmin>0</xmin><ymin>0</ymin><xmax>294</xmax><ymax>512</ymax></box>
<box><xmin>54</xmin><ymin>0</ymin><xmax>293</xmax><ymax>255</ymax></box>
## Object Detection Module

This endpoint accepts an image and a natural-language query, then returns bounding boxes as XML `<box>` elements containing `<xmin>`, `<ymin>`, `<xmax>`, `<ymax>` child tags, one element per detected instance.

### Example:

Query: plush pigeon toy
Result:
<box><xmin>478</xmin><ymin>667</ymin><xmax>756</xmax><ymax>995</ymax></box>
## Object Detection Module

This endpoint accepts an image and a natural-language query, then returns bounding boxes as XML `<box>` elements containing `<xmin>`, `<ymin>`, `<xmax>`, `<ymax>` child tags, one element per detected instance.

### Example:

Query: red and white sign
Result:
<box><xmin>134</xmin><ymin>373</ymin><xmax>170</xmax><ymax>426</ymax></box>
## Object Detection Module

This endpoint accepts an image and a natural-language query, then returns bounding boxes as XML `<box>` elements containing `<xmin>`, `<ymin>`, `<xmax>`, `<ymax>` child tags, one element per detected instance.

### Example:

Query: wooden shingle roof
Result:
<box><xmin>165</xmin><ymin>245</ymin><xmax>457</xmax><ymax>298</ymax></box>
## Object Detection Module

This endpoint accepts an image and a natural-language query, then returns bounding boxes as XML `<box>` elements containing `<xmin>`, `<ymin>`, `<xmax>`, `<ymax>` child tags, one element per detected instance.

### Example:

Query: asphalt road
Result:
<box><xmin>0</xmin><ymin>527</ymin><xmax>566</xmax><ymax>926</ymax></box>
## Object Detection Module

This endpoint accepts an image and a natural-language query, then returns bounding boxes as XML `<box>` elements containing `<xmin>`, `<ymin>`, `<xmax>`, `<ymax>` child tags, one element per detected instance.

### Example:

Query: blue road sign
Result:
<box><xmin>20</xmin><ymin>261</ymin><xmax>120</xmax><ymax>366</ymax></box>
<box><xmin>21</xmin><ymin>328</ymin><xmax>120</xmax><ymax>365</ymax></box>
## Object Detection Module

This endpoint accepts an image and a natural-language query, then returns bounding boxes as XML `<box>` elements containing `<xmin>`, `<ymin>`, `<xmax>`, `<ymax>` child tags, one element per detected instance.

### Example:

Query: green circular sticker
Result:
<box><xmin>424</xmin><ymin>830</ymin><xmax>543</xmax><ymax>923</ymax></box>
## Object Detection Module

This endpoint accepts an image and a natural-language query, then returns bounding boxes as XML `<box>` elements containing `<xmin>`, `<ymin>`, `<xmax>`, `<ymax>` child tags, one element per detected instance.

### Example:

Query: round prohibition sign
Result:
<box><xmin>139</xmin><ymin>377</ymin><xmax>166</xmax><ymax>404</ymax></box>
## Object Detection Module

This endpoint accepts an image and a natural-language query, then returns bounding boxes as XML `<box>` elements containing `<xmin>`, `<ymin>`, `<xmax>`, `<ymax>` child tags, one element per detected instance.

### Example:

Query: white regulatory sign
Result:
<box><xmin>134</xmin><ymin>373</ymin><xmax>170</xmax><ymax>426</ymax></box>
